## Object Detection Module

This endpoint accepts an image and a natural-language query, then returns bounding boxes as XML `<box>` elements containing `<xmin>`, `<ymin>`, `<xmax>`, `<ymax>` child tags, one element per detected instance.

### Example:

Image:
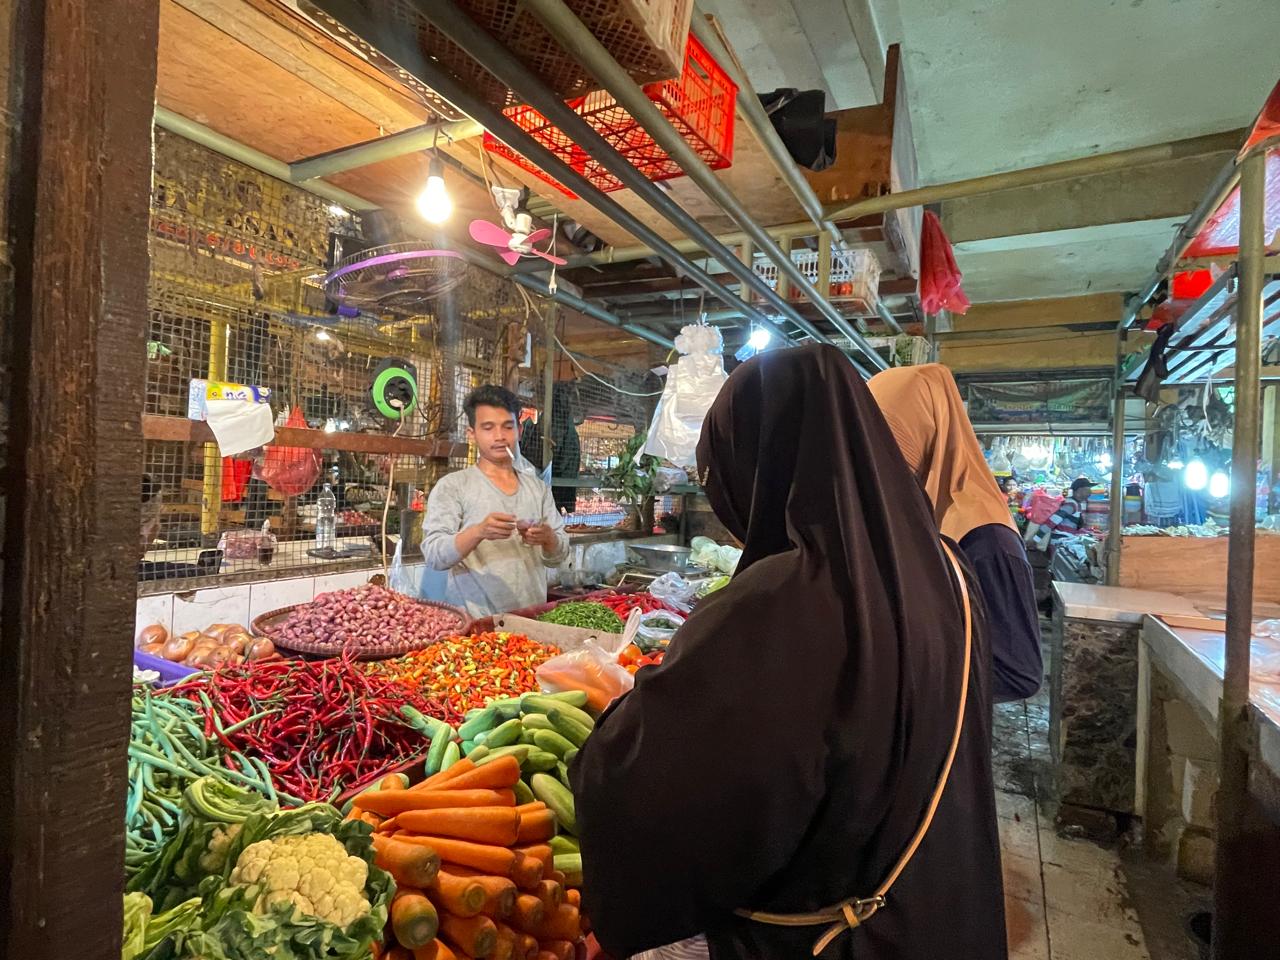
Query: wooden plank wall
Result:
<box><xmin>1118</xmin><ymin>534</ymin><xmax>1280</xmax><ymax>606</ymax></box>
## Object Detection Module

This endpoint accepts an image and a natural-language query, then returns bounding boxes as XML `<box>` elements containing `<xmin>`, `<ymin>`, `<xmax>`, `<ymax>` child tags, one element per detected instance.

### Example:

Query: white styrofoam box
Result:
<box><xmin>249</xmin><ymin>577</ymin><xmax>315</xmax><ymax>625</ymax></box>
<box><xmin>313</xmin><ymin>569</ymin><xmax>378</xmax><ymax>597</ymax></box>
<box><xmin>135</xmin><ymin>593</ymin><xmax>175</xmax><ymax>646</ymax></box>
<box><xmin>171</xmin><ymin>585</ymin><xmax>253</xmax><ymax>636</ymax></box>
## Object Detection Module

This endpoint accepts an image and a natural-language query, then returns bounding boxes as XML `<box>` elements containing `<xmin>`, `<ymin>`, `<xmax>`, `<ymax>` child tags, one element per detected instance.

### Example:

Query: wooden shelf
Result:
<box><xmin>142</xmin><ymin>414</ymin><xmax>467</xmax><ymax>459</ymax></box>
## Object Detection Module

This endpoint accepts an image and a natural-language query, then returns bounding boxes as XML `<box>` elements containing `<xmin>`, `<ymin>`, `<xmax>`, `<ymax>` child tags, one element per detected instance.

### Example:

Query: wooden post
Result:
<box><xmin>0</xmin><ymin>0</ymin><xmax>159</xmax><ymax>957</ymax></box>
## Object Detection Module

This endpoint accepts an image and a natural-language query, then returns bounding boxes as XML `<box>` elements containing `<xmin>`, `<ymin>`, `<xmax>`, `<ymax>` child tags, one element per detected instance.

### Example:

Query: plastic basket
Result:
<box><xmin>751</xmin><ymin>246</ymin><xmax>882</xmax><ymax>316</ymax></box>
<box><xmin>483</xmin><ymin>33</ymin><xmax>736</xmax><ymax>195</ymax></box>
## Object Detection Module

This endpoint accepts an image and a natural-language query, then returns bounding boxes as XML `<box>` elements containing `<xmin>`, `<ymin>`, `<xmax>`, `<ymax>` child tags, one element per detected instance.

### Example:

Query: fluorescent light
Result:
<box><xmin>416</xmin><ymin>155</ymin><xmax>453</xmax><ymax>224</ymax></box>
<box><xmin>747</xmin><ymin>328</ymin><xmax>772</xmax><ymax>351</ymax></box>
<box><xmin>1209</xmin><ymin>471</ymin><xmax>1230</xmax><ymax>499</ymax></box>
<box><xmin>1185</xmin><ymin>458</ymin><xmax>1208</xmax><ymax>491</ymax></box>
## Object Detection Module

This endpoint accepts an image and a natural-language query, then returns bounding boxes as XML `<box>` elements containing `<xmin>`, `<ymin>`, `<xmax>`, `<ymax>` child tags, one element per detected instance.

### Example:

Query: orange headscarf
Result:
<box><xmin>867</xmin><ymin>364</ymin><xmax>1016</xmax><ymax>542</ymax></box>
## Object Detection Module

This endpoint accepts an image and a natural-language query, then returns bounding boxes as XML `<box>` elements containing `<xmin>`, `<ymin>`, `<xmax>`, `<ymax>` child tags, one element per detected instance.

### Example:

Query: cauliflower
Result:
<box><xmin>199</xmin><ymin>822</ymin><xmax>243</xmax><ymax>874</ymax></box>
<box><xmin>229</xmin><ymin>832</ymin><xmax>372</xmax><ymax>928</ymax></box>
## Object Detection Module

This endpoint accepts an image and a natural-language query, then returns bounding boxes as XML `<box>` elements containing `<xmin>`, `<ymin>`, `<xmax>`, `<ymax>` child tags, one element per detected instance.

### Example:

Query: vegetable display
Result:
<box><xmin>169</xmin><ymin>657</ymin><xmax>457</xmax><ymax>803</ymax></box>
<box><xmin>123</xmin><ymin>891</ymin><xmax>202</xmax><ymax>960</ymax></box>
<box><xmin>616</xmin><ymin>643</ymin><xmax>665</xmax><ymax>675</ymax></box>
<box><xmin>369</xmin><ymin>633</ymin><xmax>560</xmax><ymax>716</ymax></box>
<box><xmin>346</xmin><ymin>741</ymin><xmax>588</xmax><ymax>960</ymax></box>
<box><xmin>595</xmin><ymin>593</ymin><xmax>673</xmax><ymax>618</ymax></box>
<box><xmin>137</xmin><ymin>622</ymin><xmax>276</xmax><ymax>670</ymax></box>
<box><xmin>536</xmin><ymin>602</ymin><xmax>623</xmax><ymax>633</ymax></box>
<box><xmin>127</xmin><ymin>689</ymin><xmax>283</xmax><ymax>878</ymax></box>
<box><xmin>268</xmin><ymin>584</ymin><xmax>465</xmax><ymax>654</ymax></box>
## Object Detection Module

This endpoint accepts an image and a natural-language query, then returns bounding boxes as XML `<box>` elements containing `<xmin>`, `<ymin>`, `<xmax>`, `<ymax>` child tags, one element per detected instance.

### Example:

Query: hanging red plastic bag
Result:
<box><xmin>253</xmin><ymin>406</ymin><xmax>322</xmax><ymax>497</ymax></box>
<box><xmin>1025</xmin><ymin>489</ymin><xmax>1065</xmax><ymax>525</ymax></box>
<box><xmin>919</xmin><ymin>210</ymin><xmax>971</xmax><ymax>316</ymax></box>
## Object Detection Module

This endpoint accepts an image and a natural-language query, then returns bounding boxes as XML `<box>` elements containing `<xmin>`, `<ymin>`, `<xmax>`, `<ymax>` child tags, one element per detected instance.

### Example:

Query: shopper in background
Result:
<box><xmin>869</xmin><ymin>364</ymin><xmax>1042</xmax><ymax>703</ymax></box>
<box><xmin>421</xmin><ymin>385</ymin><xmax>569</xmax><ymax>618</ymax></box>
<box><xmin>573</xmin><ymin>345</ymin><xmax>1006</xmax><ymax>960</ymax></box>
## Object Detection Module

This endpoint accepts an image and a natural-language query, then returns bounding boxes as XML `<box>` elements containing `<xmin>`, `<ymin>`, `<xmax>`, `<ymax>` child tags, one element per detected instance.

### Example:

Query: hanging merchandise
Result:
<box><xmin>919</xmin><ymin>211</ymin><xmax>971</xmax><ymax>316</ymax></box>
<box><xmin>641</xmin><ymin>324</ymin><xmax>728</xmax><ymax>468</ymax></box>
<box><xmin>253</xmin><ymin>406</ymin><xmax>323</xmax><ymax>497</ymax></box>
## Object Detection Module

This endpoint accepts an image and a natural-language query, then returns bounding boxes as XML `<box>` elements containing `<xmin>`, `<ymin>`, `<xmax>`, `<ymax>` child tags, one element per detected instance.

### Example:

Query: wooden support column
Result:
<box><xmin>0</xmin><ymin>0</ymin><xmax>159</xmax><ymax>957</ymax></box>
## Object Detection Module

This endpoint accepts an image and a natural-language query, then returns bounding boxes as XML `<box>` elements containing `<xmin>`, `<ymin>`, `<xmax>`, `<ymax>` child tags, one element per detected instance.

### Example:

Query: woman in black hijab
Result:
<box><xmin>571</xmin><ymin>345</ymin><xmax>1006</xmax><ymax>960</ymax></box>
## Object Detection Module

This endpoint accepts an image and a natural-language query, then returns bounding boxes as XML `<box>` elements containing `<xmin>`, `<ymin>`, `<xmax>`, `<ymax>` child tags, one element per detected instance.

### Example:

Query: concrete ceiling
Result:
<box><xmin>702</xmin><ymin>0</ymin><xmax>1280</xmax><ymax>304</ymax></box>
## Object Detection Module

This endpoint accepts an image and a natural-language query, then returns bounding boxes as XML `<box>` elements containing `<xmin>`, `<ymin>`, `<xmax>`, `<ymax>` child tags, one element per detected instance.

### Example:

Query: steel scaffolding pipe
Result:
<box><xmin>290</xmin><ymin>118</ymin><xmax>486</xmax><ymax>182</ymax></box>
<box><xmin>524</xmin><ymin>0</ymin><xmax>886</xmax><ymax>368</ymax></box>
<box><xmin>309</xmin><ymin>0</ymin><xmax>811</xmax><ymax>351</ymax></box>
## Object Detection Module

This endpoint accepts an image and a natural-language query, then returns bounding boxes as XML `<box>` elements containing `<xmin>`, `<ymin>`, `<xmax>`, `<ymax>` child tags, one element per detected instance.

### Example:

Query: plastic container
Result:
<box><xmin>315</xmin><ymin>483</ymin><xmax>336</xmax><ymax>550</ymax></box>
<box><xmin>133</xmin><ymin>649</ymin><xmax>200</xmax><ymax>687</ymax></box>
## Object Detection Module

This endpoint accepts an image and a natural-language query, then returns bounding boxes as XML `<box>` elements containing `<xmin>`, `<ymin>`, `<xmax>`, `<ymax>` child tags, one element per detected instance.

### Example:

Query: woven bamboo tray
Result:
<box><xmin>252</xmin><ymin>599</ymin><xmax>469</xmax><ymax>662</ymax></box>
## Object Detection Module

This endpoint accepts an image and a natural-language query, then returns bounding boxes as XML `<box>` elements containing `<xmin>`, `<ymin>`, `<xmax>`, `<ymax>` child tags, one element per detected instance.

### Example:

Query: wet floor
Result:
<box><xmin>993</xmin><ymin>669</ymin><xmax>1209</xmax><ymax>960</ymax></box>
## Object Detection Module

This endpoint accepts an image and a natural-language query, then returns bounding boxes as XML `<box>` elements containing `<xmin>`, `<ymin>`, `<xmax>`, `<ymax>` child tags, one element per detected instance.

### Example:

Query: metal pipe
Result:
<box><xmin>154</xmin><ymin>106</ymin><xmax>378</xmax><ymax>211</ymax></box>
<box><xmin>1211</xmin><ymin>146</ymin><xmax>1268</xmax><ymax>960</ymax></box>
<box><xmin>399</xmin><ymin>0</ymin><xmax>826</xmax><ymax>348</ymax></box>
<box><xmin>874</xmin><ymin>302</ymin><xmax>905</xmax><ymax>335</ymax></box>
<box><xmin>1104</xmin><ymin>332</ymin><xmax>1127</xmax><ymax>586</ymax></box>
<box><xmin>156</xmin><ymin>106</ymin><xmax>660</xmax><ymax>350</ymax></box>
<box><xmin>566</xmin><ymin>220</ymin><xmax>826</xmax><ymax>268</ymax></box>
<box><xmin>543</xmin><ymin>303</ymin><xmax>557</xmax><ymax>466</ymax></box>
<box><xmin>290</xmin><ymin>118</ymin><xmax>485</xmax><ymax>182</ymax></box>
<box><xmin>525</xmin><ymin>0</ymin><xmax>886</xmax><ymax>368</ymax></box>
<box><xmin>828</xmin><ymin>129</ymin><xmax>1244</xmax><ymax>222</ymax></box>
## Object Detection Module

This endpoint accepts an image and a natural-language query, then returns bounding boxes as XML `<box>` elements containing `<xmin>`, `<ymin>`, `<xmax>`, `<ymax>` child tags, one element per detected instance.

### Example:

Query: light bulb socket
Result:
<box><xmin>427</xmin><ymin>155</ymin><xmax>445</xmax><ymax>180</ymax></box>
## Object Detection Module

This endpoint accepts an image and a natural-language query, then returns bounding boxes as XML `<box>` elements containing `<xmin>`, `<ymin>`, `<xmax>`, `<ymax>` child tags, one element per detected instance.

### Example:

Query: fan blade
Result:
<box><xmin>532</xmin><ymin>248</ymin><xmax>568</xmax><ymax>266</ymax></box>
<box><xmin>524</xmin><ymin>228</ymin><xmax>551</xmax><ymax>245</ymax></box>
<box><xmin>470</xmin><ymin>219</ymin><xmax>514</xmax><ymax>248</ymax></box>
<box><xmin>498</xmin><ymin>249</ymin><xmax>523</xmax><ymax>266</ymax></box>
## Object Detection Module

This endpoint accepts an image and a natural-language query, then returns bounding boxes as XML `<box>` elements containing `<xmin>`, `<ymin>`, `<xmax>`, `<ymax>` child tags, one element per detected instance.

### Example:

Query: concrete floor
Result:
<box><xmin>993</xmin><ymin>683</ymin><xmax>1209</xmax><ymax>960</ymax></box>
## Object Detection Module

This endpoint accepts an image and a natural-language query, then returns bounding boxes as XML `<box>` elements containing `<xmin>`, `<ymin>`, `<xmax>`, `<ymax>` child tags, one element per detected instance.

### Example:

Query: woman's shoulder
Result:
<box><xmin>959</xmin><ymin>522</ymin><xmax>1027</xmax><ymax>562</ymax></box>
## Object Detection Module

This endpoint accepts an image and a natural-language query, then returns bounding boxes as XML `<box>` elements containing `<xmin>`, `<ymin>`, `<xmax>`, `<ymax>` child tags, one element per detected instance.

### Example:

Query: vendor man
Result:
<box><xmin>422</xmin><ymin>385</ymin><xmax>569</xmax><ymax>617</ymax></box>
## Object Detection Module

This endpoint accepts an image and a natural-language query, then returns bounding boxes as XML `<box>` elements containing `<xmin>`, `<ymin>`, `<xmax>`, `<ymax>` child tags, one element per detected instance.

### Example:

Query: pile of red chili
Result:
<box><xmin>166</xmin><ymin>657</ymin><xmax>458</xmax><ymax>803</ymax></box>
<box><xmin>368</xmin><ymin>631</ymin><xmax>559</xmax><ymax>716</ymax></box>
<box><xmin>597</xmin><ymin>592</ymin><xmax>675</xmax><ymax>617</ymax></box>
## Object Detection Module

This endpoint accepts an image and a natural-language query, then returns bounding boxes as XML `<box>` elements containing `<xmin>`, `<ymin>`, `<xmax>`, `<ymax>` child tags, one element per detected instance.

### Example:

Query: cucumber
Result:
<box><xmin>518</xmin><ymin>714</ymin><xmax>556</xmax><ymax>733</ymax></box>
<box><xmin>523</xmin><ymin>696</ymin><xmax>596</xmax><ymax>731</ymax></box>
<box><xmin>467</xmin><ymin>745</ymin><xmax>490</xmax><ymax>763</ymax></box>
<box><xmin>564</xmin><ymin>747</ymin><xmax>578</xmax><ymax>765</ymax></box>
<box><xmin>339</xmin><ymin>796</ymin><xmax>357</xmax><ymax>817</ymax></box>
<box><xmin>532</xmin><ymin>729</ymin><xmax>576</xmax><ymax>759</ymax></box>
<box><xmin>475</xmin><ymin>744</ymin><xmax>531</xmax><ymax>766</ymax></box>
<box><xmin>554</xmin><ymin>853</ymin><xmax>583</xmax><ymax>887</ymax></box>
<box><xmin>424</xmin><ymin>725</ymin><xmax>454</xmax><ymax>775</ymax></box>
<box><xmin>548</xmin><ymin>835</ymin><xmax>580</xmax><ymax>857</ymax></box>
<box><xmin>513</xmin><ymin>778</ymin><xmax>535</xmax><ymax>805</ymax></box>
<box><xmin>555</xmin><ymin>761</ymin><xmax>571</xmax><ymax>788</ymax></box>
<box><xmin>521</xmin><ymin>749</ymin><xmax>560</xmax><ymax>774</ymax></box>
<box><xmin>484</xmin><ymin>718</ymin><xmax>524</xmax><ymax>748</ymax></box>
<box><xmin>459</xmin><ymin>707</ymin><xmax>499</xmax><ymax>740</ymax></box>
<box><xmin>460</xmin><ymin>739</ymin><xmax>477</xmax><ymax>757</ymax></box>
<box><xmin>548</xmin><ymin>710</ymin><xmax>592</xmax><ymax>748</ymax></box>
<box><xmin>441</xmin><ymin>741</ymin><xmax>461</xmax><ymax>771</ymax></box>
<box><xmin>489</xmin><ymin>697</ymin><xmax>525</xmax><ymax>721</ymax></box>
<box><xmin>530</xmin><ymin>773</ymin><xmax>576</xmax><ymax>835</ymax></box>
<box><xmin>381</xmin><ymin>772</ymin><xmax>411</xmax><ymax>790</ymax></box>
<box><xmin>543</xmin><ymin>691</ymin><xmax>590</xmax><ymax>709</ymax></box>
<box><xmin>401</xmin><ymin>705</ymin><xmax>450</xmax><ymax>740</ymax></box>
<box><xmin>519</xmin><ymin>729</ymin><xmax>540</xmax><ymax>746</ymax></box>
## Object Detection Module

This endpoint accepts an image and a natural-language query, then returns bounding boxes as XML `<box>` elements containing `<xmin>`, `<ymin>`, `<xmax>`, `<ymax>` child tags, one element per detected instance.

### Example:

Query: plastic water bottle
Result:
<box><xmin>316</xmin><ymin>483</ymin><xmax>337</xmax><ymax>550</ymax></box>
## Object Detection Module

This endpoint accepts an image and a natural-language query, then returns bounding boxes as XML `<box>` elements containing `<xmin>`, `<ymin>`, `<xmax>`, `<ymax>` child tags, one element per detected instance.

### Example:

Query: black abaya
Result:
<box><xmin>570</xmin><ymin>345</ymin><xmax>1006</xmax><ymax>960</ymax></box>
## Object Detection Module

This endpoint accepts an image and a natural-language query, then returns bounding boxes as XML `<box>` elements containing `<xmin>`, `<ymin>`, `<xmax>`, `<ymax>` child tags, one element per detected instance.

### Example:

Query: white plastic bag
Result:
<box><xmin>649</xmin><ymin>572</ymin><xmax>698</xmax><ymax>613</ymax></box>
<box><xmin>636</xmin><ymin>608</ymin><xmax>686</xmax><ymax>648</ymax></box>
<box><xmin>389</xmin><ymin>539</ymin><xmax>425</xmax><ymax>598</ymax></box>
<box><xmin>641</xmin><ymin>325</ymin><xmax>728</xmax><ymax>468</ymax></box>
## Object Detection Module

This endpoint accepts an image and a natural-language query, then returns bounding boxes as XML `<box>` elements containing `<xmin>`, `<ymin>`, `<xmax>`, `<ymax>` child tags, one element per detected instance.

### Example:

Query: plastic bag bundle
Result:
<box><xmin>649</xmin><ymin>572</ymin><xmax>698</xmax><ymax>612</ymax></box>
<box><xmin>641</xmin><ymin>325</ymin><xmax>728</xmax><ymax>468</ymax></box>
<box><xmin>689</xmin><ymin>536</ymin><xmax>741</xmax><ymax>575</ymax></box>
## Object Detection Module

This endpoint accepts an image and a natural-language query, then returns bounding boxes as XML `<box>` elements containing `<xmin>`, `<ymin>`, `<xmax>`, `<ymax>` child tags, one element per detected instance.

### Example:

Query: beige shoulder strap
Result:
<box><xmin>737</xmin><ymin>539</ymin><xmax>974</xmax><ymax>955</ymax></box>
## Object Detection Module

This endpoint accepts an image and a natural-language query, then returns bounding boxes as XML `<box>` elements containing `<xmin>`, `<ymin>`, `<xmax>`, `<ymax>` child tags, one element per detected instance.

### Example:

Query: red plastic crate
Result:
<box><xmin>483</xmin><ymin>33</ymin><xmax>737</xmax><ymax>196</ymax></box>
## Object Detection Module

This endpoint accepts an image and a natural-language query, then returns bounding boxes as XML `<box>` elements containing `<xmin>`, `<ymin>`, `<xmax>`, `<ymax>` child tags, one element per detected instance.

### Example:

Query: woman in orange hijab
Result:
<box><xmin>869</xmin><ymin>364</ymin><xmax>1042</xmax><ymax>702</ymax></box>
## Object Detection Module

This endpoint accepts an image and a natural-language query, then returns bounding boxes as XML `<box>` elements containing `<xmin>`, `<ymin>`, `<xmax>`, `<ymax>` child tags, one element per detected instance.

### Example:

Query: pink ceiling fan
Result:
<box><xmin>469</xmin><ymin>185</ymin><xmax>567</xmax><ymax>266</ymax></box>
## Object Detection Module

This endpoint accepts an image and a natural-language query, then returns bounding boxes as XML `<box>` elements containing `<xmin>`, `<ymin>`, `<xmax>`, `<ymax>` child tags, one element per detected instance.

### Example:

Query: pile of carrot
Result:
<box><xmin>348</xmin><ymin>755</ymin><xmax>586</xmax><ymax>960</ymax></box>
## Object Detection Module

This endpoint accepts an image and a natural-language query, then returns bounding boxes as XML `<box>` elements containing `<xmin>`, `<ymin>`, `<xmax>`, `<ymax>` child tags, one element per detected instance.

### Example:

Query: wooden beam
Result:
<box><xmin>141</xmin><ymin>414</ymin><xmax>468</xmax><ymax>459</ymax></box>
<box><xmin>0</xmin><ymin>0</ymin><xmax>159</xmax><ymax>955</ymax></box>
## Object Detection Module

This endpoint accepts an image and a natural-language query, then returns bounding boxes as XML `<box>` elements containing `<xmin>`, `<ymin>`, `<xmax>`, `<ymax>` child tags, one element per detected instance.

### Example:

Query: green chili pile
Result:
<box><xmin>537</xmin><ymin>601</ymin><xmax>624</xmax><ymax>632</ymax></box>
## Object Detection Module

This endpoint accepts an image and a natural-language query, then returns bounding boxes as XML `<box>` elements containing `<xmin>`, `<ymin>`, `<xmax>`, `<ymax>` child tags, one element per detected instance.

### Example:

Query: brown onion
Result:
<box><xmin>246</xmin><ymin>638</ymin><xmax>275</xmax><ymax>661</ymax></box>
<box><xmin>138</xmin><ymin>640</ymin><xmax>166</xmax><ymax>656</ymax></box>
<box><xmin>222</xmin><ymin>631</ymin><xmax>251</xmax><ymax>654</ymax></box>
<box><xmin>203</xmin><ymin>623</ymin><xmax>236</xmax><ymax>640</ymax></box>
<box><xmin>162</xmin><ymin>635</ymin><xmax>195</xmax><ymax>662</ymax></box>
<box><xmin>137</xmin><ymin>624</ymin><xmax>168</xmax><ymax>647</ymax></box>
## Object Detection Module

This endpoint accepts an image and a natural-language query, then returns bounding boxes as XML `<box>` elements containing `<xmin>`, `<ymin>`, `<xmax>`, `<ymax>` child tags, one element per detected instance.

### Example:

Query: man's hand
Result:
<box><xmin>520</xmin><ymin>523</ymin><xmax>557</xmax><ymax>549</ymax></box>
<box><xmin>474</xmin><ymin>512</ymin><xmax>518</xmax><ymax>541</ymax></box>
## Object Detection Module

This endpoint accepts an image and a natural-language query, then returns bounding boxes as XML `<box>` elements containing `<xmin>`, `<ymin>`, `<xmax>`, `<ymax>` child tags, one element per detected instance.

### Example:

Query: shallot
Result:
<box><xmin>269</xmin><ymin>583</ymin><xmax>463</xmax><ymax>652</ymax></box>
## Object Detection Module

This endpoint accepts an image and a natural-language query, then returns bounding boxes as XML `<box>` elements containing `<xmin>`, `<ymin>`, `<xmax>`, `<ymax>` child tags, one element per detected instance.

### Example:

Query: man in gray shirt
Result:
<box><xmin>422</xmin><ymin>385</ymin><xmax>570</xmax><ymax>618</ymax></box>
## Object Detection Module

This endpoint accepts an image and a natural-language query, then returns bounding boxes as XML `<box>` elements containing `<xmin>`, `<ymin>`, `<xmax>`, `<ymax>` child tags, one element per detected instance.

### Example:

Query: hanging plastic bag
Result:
<box><xmin>388</xmin><ymin>539</ymin><xmax>425</xmax><ymax>598</ymax></box>
<box><xmin>537</xmin><ymin>640</ymin><xmax>636</xmax><ymax>713</ymax></box>
<box><xmin>253</xmin><ymin>406</ymin><xmax>322</xmax><ymax>497</ymax></box>
<box><xmin>641</xmin><ymin>325</ymin><xmax>728</xmax><ymax>468</ymax></box>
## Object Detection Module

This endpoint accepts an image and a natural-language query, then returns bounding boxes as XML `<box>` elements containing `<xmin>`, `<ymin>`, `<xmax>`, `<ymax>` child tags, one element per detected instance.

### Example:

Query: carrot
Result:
<box><xmin>440</xmin><ymin>913</ymin><xmax>498</xmax><ymax>959</ymax></box>
<box><xmin>466</xmin><ymin>874</ymin><xmax>517</xmax><ymax>919</ymax></box>
<box><xmin>534</xmin><ymin>951</ymin><xmax>559</xmax><ymax>960</ymax></box>
<box><xmin>435</xmin><ymin>756</ymin><xmax>521</xmax><ymax>792</ymax></box>
<box><xmin>564</xmin><ymin>890</ymin><xmax>580</xmax><ymax>909</ymax></box>
<box><xmin>539</xmin><ymin>941</ymin><xmax>574</xmax><ymax>960</ymax></box>
<box><xmin>511</xmin><ymin>854</ymin><xmax>545</xmax><ymax>891</ymax></box>
<box><xmin>415</xmin><ymin>939</ymin><xmax>461</xmax><ymax>960</ymax></box>
<box><xmin>381</xmin><ymin>772</ymin><xmax>412</xmax><ymax>790</ymax></box>
<box><xmin>373</xmin><ymin>835</ymin><xmax>442</xmax><ymax>888</ymax></box>
<box><xmin>386</xmin><ymin>947</ymin><xmax>414</xmax><ymax>960</ymax></box>
<box><xmin>511</xmin><ymin>894</ymin><xmax>546</xmax><ymax>932</ymax></box>
<box><xmin>359</xmin><ymin>788</ymin><xmax>516</xmax><ymax>818</ymax></box>
<box><xmin>548</xmin><ymin>870</ymin><xmax>566</xmax><ymax>887</ymax></box>
<box><xmin>397</xmin><ymin>807</ymin><xmax>521</xmax><ymax>846</ymax></box>
<box><xmin>378</xmin><ymin>816</ymin><xmax>401</xmax><ymax>834</ymax></box>
<box><xmin>416</xmin><ymin>759</ymin><xmax>477</xmax><ymax>791</ymax></box>
<box><xmin>533</xmin><ymin>904</ymin><xmax>581</xmax><ymax>943</ymax></box>
<box><xmin>392</xmin><ymin>891</ymin><xmax>441</xmax><ymax>949</ymax></box>
<box><xmin>372</xmin><ymin>942</ymin><xmax>385</xmax><ymax>960</ymax></box>
<box><xmin>491</xmin><ymin>921</ymin><xmax>516</xmax><ymax>960</ymax></box>
<box><xmin>514</xmin><ymin>844</ymin><xmax>554</xmax><ymax>873</ymax></box>
<box><xmin>394</xmin><ymin>835</ymin><xmax>517</xmax><ymax>877</ymax></box>
<box><xmin>533</xmin><ymin>880</ymin><xmax>563</xmax><ymax>912</ymax></box>
<box><xmin>515</xmin><ymin>810</ymin><xmax>556</xmax><ymax>844</ymax></box>
<box><xmin>515</xmin><ymin>801</ymin><xmax>547</xmax><ymax>817</ymax></box>
<box><xmin>515</xmin><ymin>933</ymin><xmax>540</xmax><ymax>960</ymax></box>
<box><xmin>428</xmin><ymin>870</ymin><xmax>488</xmax><ymax>918</ymax></box>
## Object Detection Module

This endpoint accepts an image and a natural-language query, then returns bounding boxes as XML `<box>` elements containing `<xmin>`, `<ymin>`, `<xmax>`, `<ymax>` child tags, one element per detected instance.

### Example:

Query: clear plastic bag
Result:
<box><xmin>537</xmin><ymin>640</ymin><xmax>635</xmax><ymax>713</ymax></box>
<box><xmin>636</xmin><ymin>608</ymin><xmax>686</xmax><ymax>648</ymax></box>
<box><xmin>388</xmin><ymin>539</ymin><xmax>425</xmax><ymax>598</ymax></box>
<box><xmin>649</xmin><ymin>572</ymin><xmax>698</xmax><ymax>613</ymax></box>
<box><xmin>641</xmin><ymin>325</ymin><xmax>728</xmax><ymax>468</ymax></box>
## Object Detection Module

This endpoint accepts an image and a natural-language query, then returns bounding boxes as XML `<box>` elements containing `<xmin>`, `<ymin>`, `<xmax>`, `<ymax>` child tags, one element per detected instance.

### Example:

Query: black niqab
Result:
<box><xmin>571</xmin><ymin>345</ymin><xmax>1006</xmax><ymax>960</ymax></box>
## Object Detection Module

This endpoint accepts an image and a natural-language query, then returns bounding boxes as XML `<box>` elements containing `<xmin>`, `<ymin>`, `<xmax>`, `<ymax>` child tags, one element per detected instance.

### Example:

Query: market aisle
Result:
<box><xmin>993</xmin><ymin>682</ymin><xmax>1193</xmax><ymax>960</ymax></box>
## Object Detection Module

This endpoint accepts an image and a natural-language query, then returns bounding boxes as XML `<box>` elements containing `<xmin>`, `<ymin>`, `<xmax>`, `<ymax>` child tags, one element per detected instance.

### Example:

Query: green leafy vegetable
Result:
<box><xmin>537</xmin><ymin>601</ymin><xmax>624</xmax><ymax>632</ymax></box>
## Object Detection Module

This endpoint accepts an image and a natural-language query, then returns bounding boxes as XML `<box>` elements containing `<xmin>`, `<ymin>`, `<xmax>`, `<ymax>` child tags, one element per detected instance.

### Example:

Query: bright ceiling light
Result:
<box><xmin>747</xmin><ymin>328</ymin><xmax>772</xmax><ymax>351</ymax></box>
<box><xmin>1209</xmin><ymin>471</ymin><xmax>1230</xmax><ymax>499</ymax></box>
<box><xmin>327</xmin><ymin>203</ymin><xmax>350</xmax><ymax>218</ymax></box>
<box><xmin>1167</xmin><ymin>458</ymin><xmax>1185</xmax><ymax>470</ymax></box>
<box><xmin>416</xmin><ymin>155</ymin><xmax>452</xmax><ymax>224</ymax></box>
<box><xmin>1185</xmin><ymin>458</ymin><xmax>1208</xmax><ymax>491</ymax></box>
